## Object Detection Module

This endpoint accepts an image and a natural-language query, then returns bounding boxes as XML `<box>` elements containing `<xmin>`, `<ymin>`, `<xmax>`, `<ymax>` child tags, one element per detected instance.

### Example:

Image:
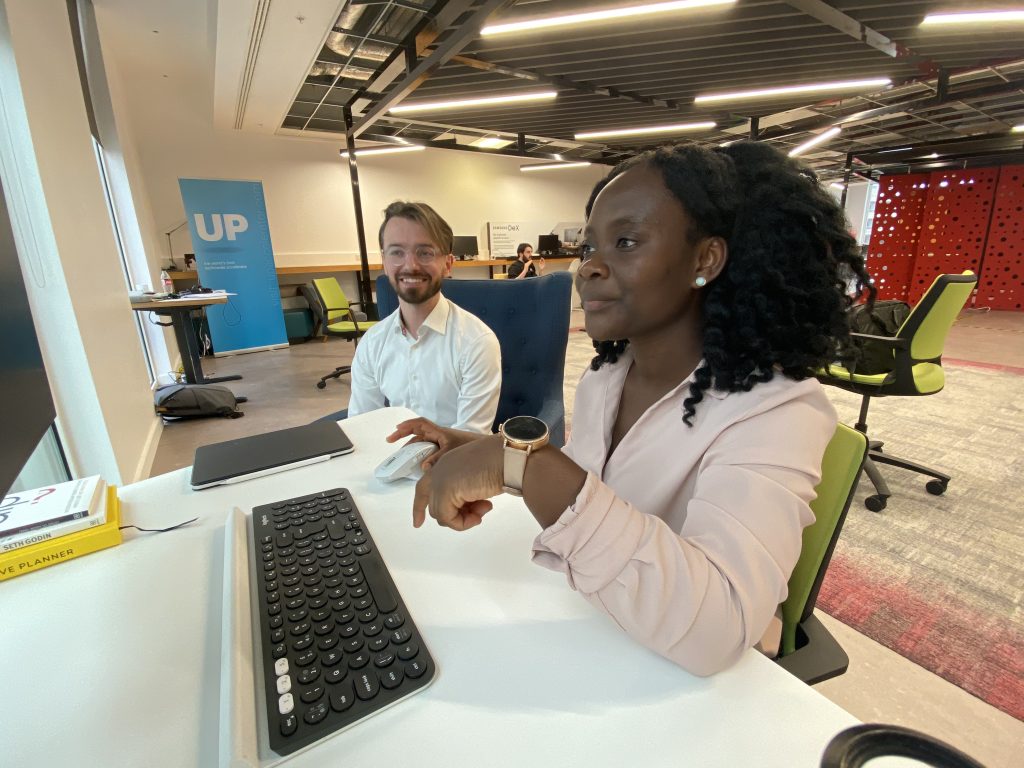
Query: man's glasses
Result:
<box><xmin>384</xmin><ymin>247</ymin><xmax>445</xmax><ymax>264</ymax></box>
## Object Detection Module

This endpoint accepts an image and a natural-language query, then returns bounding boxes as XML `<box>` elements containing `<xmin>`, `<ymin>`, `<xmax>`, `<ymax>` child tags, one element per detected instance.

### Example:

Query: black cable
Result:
<box><xmin>119</xmin><ymin>520</ymin><xmax>197</xmax><ymax>532</ymax></box>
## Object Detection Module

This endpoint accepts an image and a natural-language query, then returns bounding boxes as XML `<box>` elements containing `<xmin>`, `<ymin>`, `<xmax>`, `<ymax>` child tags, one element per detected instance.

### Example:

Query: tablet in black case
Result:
<box><xmin>190</xmin><ymin>421</ymin><xmax>354</xmax><ymax>490</ymax></box>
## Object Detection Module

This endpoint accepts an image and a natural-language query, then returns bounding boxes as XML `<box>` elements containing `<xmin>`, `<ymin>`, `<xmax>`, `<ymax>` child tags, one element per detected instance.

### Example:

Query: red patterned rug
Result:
<box><xmin>819</xmin><ymin>551</ymin><xmax>1024</xmax><ymax>721</ymax></box>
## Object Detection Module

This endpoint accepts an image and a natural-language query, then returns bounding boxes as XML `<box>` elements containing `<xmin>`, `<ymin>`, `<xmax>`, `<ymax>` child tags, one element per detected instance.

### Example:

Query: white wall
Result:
<box><xmin>0</xmin><ymin>0</ymin><xmax>160</xmax><ymax>484</ymax></box>
<box><xmin>91</xmin><ymin>0</ymin><xmax>607</xmax><ymax>274</ymax></box>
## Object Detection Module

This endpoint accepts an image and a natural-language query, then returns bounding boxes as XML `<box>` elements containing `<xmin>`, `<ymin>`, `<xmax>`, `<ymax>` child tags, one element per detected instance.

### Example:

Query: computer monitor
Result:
<box><xmin>536</xmin><ymin>234</ymin><xmax>560</xmax><ymax>256</ymax></box>
<box><xmin>452</xmin><ymin>235</ymin><xmax>479</xmax><ymax>259</ymax></box>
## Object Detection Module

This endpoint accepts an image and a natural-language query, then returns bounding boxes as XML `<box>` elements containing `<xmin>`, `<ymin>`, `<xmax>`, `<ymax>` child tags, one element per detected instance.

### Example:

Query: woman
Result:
<box><xmin>389</xmin><ymin>142</ymin><xmax>871</xmax><ymax>675</ymax></box>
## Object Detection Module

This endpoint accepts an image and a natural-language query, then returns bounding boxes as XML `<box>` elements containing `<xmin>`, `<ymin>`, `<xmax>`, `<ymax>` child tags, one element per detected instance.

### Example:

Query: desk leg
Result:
<box><xmin>488</xmin><ymin>265</ymin><xmax>494</xmax><ymax>279</ymax></box>
<box><xmin>172</xmin><ymin>310</ymin><xmax>243</xmax><ymax>385</ymax></box>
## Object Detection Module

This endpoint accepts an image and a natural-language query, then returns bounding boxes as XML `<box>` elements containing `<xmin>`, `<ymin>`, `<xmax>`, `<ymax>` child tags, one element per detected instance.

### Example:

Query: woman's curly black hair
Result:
<box><xmin>584</xmin><ymin>141</ymin><xmax>873</xmax><ymax>425</ymax></box>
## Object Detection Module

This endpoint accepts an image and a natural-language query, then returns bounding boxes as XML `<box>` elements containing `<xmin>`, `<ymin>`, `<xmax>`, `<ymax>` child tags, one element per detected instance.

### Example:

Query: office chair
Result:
<box><xmin>821</xmin><ymin>724</ymin><xmax>984</xmax><ymax>768</ymax></box>
<box><xmin>775</xmin><ymin>423</ymin><xmax>868</xmax><ymax>685</ymax></box>
<box><xmin>375</xmin><ymin>272</ymin><xmax>572</xmax><ymax>447</ymax></box>
<box><xmin>819</xmin><ymin>271</ymin><xmax>976</xmax><ymax>512</ymax></box>
<box><xmin>301</xmin><ymin>277</ymin><xmax>378</xmax><ymax>390</ymax></box>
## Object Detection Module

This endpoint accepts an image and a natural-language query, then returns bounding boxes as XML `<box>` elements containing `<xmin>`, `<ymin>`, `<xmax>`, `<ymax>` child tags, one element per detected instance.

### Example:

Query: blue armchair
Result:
<box><xmin>375</xmin><ymin>273</ymin><xmax>572</xmax><ymax>447</ymax></box>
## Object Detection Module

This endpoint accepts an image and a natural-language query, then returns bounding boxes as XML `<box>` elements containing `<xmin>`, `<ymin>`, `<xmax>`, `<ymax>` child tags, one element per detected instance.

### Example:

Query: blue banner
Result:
<box><xmin>178</xmin><ymin>179</ymin><xmax>287</xmax><ymax>354</ymax></box>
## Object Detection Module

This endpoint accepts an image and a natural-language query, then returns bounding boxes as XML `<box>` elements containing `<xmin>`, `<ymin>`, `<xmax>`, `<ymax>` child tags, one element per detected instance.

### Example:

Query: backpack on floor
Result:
<box><xmin>154</xmin><ymin>384</ymin><xmax>243</xmax><ymax>421</ymax></box>
<box><xmin>846</xmin><ymin>300</ymin><xmax>912</xmax><ymax>375</ymax></box>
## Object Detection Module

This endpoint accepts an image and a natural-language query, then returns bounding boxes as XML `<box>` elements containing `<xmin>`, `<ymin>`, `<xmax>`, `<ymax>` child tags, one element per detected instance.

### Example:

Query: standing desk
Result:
<box><xmin>1</xmin><ymin>408</ymin><xmax>876</xmax><ymax>768</ymax></box>
<box><xmin>131</xmin><ymin>294</ymin><xmax>242</xmax><ymax>385</ymax></box>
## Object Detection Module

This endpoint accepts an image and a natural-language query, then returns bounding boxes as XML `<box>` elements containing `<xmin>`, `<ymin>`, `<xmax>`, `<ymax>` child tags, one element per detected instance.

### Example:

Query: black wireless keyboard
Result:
<box><xmin>249</xmin><ymin>487</ymin><xmax>435</xmax><ymax>756</ymax></box>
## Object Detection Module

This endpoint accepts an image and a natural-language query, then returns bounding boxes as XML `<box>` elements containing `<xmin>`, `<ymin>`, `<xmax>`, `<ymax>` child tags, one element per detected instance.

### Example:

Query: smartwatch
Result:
<box><xmin>500</xmin><ymin>416</ymin><xmax>550</xmax><ymax>496</ymax></box>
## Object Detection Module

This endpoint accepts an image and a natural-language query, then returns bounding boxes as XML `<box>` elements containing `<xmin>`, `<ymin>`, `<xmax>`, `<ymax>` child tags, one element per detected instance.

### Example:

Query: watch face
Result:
<box><xmin>503</xmin><ymin>416</ymin><xmax>548</xmax><ymax>442</ymax></box>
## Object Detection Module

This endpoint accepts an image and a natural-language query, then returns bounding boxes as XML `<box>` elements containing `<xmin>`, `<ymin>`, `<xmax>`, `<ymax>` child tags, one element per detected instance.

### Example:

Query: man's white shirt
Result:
<box><xmin>347</xmin><ymin>295</ymin><xmax>501</xmax><ymax>433</ymax></box>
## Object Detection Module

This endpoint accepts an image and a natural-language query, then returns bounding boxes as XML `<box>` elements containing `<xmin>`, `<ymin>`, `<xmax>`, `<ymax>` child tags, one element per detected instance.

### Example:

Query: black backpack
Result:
<box><xmin>846</xmin><ymin>300</ymin><xmax>912</xmax><ymax>375</ymax></box>
<box><xmin>154</xmin><ymin>384</ymin><xmax>243</xmax><ymax>421</ymax></box>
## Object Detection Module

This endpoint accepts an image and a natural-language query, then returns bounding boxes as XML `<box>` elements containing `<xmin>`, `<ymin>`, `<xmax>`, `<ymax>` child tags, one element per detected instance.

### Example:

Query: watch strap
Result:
<box><xmin>502</xmin><ymin>443</ymin><xmax>531</xmax><ymax>496</ymax></box>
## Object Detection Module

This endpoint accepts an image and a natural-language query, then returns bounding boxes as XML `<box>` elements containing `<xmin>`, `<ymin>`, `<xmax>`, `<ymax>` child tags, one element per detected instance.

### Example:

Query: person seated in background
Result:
<box><xmin>388</xmin><ymin>142</ymin><xmax>873</xmax><ymax>675</ymax></box>
<box><xmin>507</xmin><ymin>242</ymin><xmax>545</xmax><ymax>279</ymax></box>
<box><xmin>347</xmin><ymin>201</ymin><xmax>501</xmax><ymax>433</ymax></box>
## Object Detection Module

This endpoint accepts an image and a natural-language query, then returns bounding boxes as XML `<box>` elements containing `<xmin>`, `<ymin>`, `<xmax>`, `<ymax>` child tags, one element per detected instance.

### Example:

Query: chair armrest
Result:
<box><xmin>849</xmin><ymin>332</ymin><xmax>910</xmax><ymax>348</ymax></box>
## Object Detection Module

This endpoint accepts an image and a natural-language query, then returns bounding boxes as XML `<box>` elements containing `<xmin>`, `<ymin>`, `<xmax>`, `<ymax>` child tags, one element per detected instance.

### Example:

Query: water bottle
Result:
<box><xmin>160</xmin><ymin>270</ymin><xmax>173</xmax><ymax>293</ymax></box>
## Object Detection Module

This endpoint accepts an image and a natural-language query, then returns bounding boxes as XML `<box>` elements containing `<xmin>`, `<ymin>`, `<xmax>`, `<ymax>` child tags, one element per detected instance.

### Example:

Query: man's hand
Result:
<box><xmin>411</xmin><ymin>435</ymin><xmax>504</xmax><ymax>530</ymax></box>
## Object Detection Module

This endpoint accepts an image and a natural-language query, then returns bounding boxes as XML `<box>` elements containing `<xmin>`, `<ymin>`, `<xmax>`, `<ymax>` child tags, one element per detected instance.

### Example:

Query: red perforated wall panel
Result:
<box><xmin>978</xmin><ymin>165</ymin><xmax>1024</xmax><ymax>310</ymax></box>
<box><xmin>908</xmin><ymin>168</ymin><xmax>999</xmax><ymax>305</ymax></box>
<box><xmin>866</xmin><ymin>174</ymin><xmax>929</xmax><ymax>301</ymax></box>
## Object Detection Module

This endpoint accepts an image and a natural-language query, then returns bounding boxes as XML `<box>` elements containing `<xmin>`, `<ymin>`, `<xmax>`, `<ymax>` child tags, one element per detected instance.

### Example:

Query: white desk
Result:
<box><xmin>2</xmin><ymin>408</ymin><xmax>864</xmax><ymax>767</ymax></box>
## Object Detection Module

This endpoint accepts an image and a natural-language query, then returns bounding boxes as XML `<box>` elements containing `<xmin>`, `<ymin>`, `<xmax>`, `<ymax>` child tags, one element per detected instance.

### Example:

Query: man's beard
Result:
<box><xmin>391</xmin><ymin>270</ymin><xmax>443</xmax><ymax>305</ymax></box>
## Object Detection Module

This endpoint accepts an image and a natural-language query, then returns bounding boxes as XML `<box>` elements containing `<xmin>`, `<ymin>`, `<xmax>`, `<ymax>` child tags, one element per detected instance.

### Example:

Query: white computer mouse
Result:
<box><xmin>374</xmin><ymin>441</ymin><xmax>439</xmax><ymax>483</ymax></box>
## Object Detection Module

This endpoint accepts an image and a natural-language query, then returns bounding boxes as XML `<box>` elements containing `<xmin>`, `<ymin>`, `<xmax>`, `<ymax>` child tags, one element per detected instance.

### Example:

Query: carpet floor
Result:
<box><xmin>821</xmin><ymin>363</ymin><xmax>1024</xmax><ymax>721</ymax></box>
<box><xmin>562</xmin><ymin>325</ymin><xmax>1023</xmax><ymax>720</ymax></box>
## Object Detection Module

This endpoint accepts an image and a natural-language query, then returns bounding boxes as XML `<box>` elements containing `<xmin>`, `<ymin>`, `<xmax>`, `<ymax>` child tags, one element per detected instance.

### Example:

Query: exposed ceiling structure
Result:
<box><xmin>262</xmin><ymin>1</ymin><xmax>1024</xmax><ymax>180</ymax></box>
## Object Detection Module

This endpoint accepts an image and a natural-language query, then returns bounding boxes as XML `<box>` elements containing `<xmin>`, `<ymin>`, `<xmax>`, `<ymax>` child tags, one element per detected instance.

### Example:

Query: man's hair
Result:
<box><xmin>516</xmin><ymin>242</ymin><xmax>532</xmax><ymax>257</ymax></box>
<box><xmin>584</xmin><ymin>141</ymin><xmax>874</xmax><ymax>426</ymax></box>
<box><xmin>378</xmin><ymin>201</ymin><xmax>454</xmax><ymax>255</ymax></box>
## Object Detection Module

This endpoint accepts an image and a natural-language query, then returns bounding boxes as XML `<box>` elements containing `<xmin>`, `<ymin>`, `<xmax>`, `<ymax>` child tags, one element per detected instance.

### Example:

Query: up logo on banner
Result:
<box><xmin>193</xmin><ymin>213</ymin><xmax>249</xmax><ymax>242</ymax></box>
<box><xmin>178</xmin><ymin>178</ymin><xmax>287</xmax><ymax>355</ymax></box>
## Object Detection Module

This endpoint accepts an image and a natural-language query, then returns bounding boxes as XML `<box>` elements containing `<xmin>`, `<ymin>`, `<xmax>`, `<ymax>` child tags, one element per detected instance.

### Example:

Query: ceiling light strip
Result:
<box><xmin>521</xmin><ymin>162</ymin><xmax>593</xmax><ymax>172</ymax></box>
<box><xmin>921</xmin><ymin>11</ymin><xmax>1024</xmax><ymax>26</ymax></box>
<box><xmin>574</xmin><ymin>121</ymin><xmax>716</xmax><ymax>140</ymax></box>
<box><xmin>788</xmin><ymin>127</ymin><xmax>841</xmax><ymax>158</ymax></box>
<box><xmin>389</xmin><ymin>91</ymin><xmax>557</xmax><ymax>114</ymax></box>
<box><xmin>339</xmin><ymin>146</ymin><xmax>425</xmax><ymax>158</ymax></box>
<box><xmin>695</xmin><ymin>78</ymin><xmax>891</xmax><ymax>104</ymax></box>
<box><xmin>1013</xmin><ymin>124</ymin><xmax>1024</xmax><ymax>133</ymax></box>
<box><xmin>482</xmin><ymin>0</ymin><xmax>735</xmax><ymax>36</ymax></box>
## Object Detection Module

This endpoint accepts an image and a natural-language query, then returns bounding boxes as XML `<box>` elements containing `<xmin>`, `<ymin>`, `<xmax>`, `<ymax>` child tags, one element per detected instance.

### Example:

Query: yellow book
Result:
<box><xmin>0</xmin><ymin>486</ymin><xmax>122</xmax><ymax>582</ymax></box>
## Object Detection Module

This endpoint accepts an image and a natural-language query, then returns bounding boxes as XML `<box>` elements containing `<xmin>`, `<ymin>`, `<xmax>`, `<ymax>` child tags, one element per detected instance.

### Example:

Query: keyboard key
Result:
<box><xmin>384</xmin><ymin>612</ymin><xmax>405</xmax><ymax>630</ymax></box>
<box><xmin>390</xmin><ymin>628</ymin><xmax>411</xmax><ymax>644</ymax></box>
<box><xmin>280</xmin><ymin>714</ymin><xmax>297</xmax><ymax>736</ymax></box>
<box><xmin>303</xmin><ymin>701</ymin><xmax>329</xmax><ymax>725</ymax></box>
<box><xmin>321</xmin><ymin>650</ymin><xmax>343</xmax><ymax>668</ymax></box>
<box><xmin>292</xmin><ymin>635</ymin><xmax>313</xmax><ymax>651</ymax></box>
<box><xmin>300</xmin><ymin>684</ymin><xmax>325</xmax><ymax>704</ymax></box>
<box><xmin>397</xmin><ymin>642</ymin><xmax>418</xmax><ymax>661</ymax></box>
<box><xmin>325</xmin><ymin>666</ymin><xmax>347</xmax><ymax>685</ymax></box>
<box><xmin>330</xmin><ymin>681</ymin><xmax>355</xmax><ymax>712</ymax></box>
<box><xmin>295</xmin><ymin>521</ymin><xmax>326</xmax><ymax>539</ymax></box>
<box><xmin>343</xmin><ymin>637</ymin><xmax>364</xmax><ymax>654</ymax></box>
<box><xmin>278</xmin><ymin>692</ymin><xmax>294</xmax><ymax>715</ymax></box>
<box><xmin>369</xmin><ymin>636</ymin><xmax>390</xmax><ymax>652</ymax></box>
<box><xmin>354</xmin><ymin>544</ymin><xmax>372</xmax><ymax>556</ymax></box>
<box><xmin>374</xmin><ymin>651</ymin><xmax>396</xmax><ymax>668</ymax></box>
<box><xmin>348</xmin><ymin>650</ymin><xmax>370</xmax><ymax>669</ymax></box>
<box><xmin>276</xmin><ymin>675</ymin><xmax>291</xmax><ymax>694</ymax></box>
<box><xmin>296</xmin><ymin>650</ymin><xmax>317</xmax><ymax>667</ymax></box>
<box><xmin>272</xmin><ymin>643</ymin><xmax>287</xmax><ymax>659</ymax></box>
<box><xmin>317</xmin><ymin>635</ymin><xmax>338</xmax><ymax>651</ymax></box>
<box><xmin>405</xmin><ymin>657</ymin><xmax>427</xmax><ymax>679</ymax></box>
<box><xmin>274</xmin><ymin>658</ymin><xmax>289</xmax><ymax>676</ymax></box>
<box><xmin>380</xmin><ymin>667</ymin><xmax>404</xmax><ymax>690</ymax></box>
<box><xmin>354</xmin><ymin>672</ymin><xmax>379</xmax><ymax>701</ymax></box>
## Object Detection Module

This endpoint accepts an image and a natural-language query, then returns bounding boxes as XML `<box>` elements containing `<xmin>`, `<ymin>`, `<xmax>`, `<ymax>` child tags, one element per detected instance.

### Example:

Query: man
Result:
<box><xmin>347</xmin><ymin>201</ymin><xmax>501</xmax><ymax>433</ymax></box>
<box><xmin>507</xmin><ymin>242</ymin><xmax>545</xmax><ymax>279</ymax></box>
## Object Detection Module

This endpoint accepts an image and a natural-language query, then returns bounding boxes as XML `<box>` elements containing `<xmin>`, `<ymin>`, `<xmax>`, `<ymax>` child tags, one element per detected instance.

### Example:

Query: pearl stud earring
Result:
<box><xmin>695</xmin><ymin>276</ymin><xmax>708</xmax><ymax>288</ymax></box>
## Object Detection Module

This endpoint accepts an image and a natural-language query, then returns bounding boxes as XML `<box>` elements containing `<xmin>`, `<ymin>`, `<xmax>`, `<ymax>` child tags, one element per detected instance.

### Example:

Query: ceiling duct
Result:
<box><xmin>326</xmin><ymin>31</ymin><xmax>394</xmax><ymax>62</ymax></box>
<box><xmin>310</xmin><ymin>62</ymin><xmax>375</xmax><ymax>81</ymax></box>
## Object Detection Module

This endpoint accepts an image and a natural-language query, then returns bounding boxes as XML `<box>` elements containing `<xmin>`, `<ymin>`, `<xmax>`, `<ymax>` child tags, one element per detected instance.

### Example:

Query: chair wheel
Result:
<box><xmin>865</xmin><ymin>495</ymin><xmax>887</xmax><ymax>512</ymax></box>
<box><xmin>316</xmin><ymin>381</ymin><xmax>327</xmax><ymax>389</ymax></box>
<box><xmin>926</xmin><ymin>479</ymin><xmax>948</xmax><ymax>495</ymax></box>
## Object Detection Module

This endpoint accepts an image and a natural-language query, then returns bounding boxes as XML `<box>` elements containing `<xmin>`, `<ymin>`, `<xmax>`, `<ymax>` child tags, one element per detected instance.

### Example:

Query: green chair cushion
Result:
<box><xmin>826</xmin><ymin>362</ymin><xmax>945</xmax><ymax>393</ymax></box>
<box><xmin>326</xmin><ymin>320</ymin><xmax>364</xmax><ymax>334</ymax></box>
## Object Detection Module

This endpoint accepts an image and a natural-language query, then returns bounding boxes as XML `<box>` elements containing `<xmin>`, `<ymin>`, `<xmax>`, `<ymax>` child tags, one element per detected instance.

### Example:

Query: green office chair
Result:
<box><xmin>820</xmin><ymin>272</ymin><xmax>977</xmax><ymax>512</ymax></box>
<box><xmin>776</xmin><ymin>423</ymin><xmax>869</xmax><ymax>685</ymax></box>
<box><xmin>302</xmin><ymin>277</ymin><xmax>378</xmax><ymax>390</ymax></box>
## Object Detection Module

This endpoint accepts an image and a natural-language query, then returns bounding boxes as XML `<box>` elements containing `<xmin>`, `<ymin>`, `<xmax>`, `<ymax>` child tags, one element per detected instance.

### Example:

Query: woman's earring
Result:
<box><xmin>694</xmin><ymin>276</ymin><xmax>708</xmax><ymax>288</ymax></box>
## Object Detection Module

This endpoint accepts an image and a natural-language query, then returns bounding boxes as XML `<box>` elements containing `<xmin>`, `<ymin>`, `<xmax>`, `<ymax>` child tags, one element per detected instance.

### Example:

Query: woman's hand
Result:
<box><xmin>411</xmin><ymin>434</ymin><xmax>504</xmax><ymax>530</ymax></box>
<box><xmin>386</xmin><ymin>417</ymin><xmax>484</xmax><ymax>470</ymax></box>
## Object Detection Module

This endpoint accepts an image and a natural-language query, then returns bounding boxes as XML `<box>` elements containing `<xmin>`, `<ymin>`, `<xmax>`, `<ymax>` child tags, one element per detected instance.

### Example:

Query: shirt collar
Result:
<box><xmin>419</xmin><ymin>294</ymin><xmax>451</xmax><ymax>336</ymax></box>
